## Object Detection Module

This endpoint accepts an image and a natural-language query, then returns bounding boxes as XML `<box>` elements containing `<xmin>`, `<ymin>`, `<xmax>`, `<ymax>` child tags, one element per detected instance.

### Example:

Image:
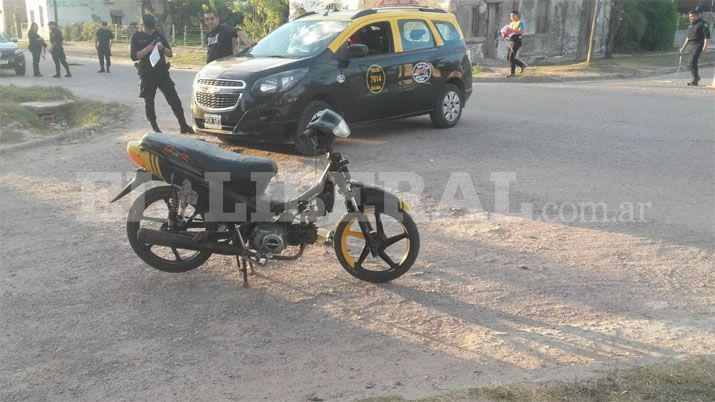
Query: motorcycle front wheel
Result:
<box><xmin>126</xmin><ymin>185</ymin><xmax>215</xmax><ymax>273</ymax></box>
<box><xmin>333</xmin><ymin>207</ymin><xmax>419</xmax><ymax>283</ymax></box>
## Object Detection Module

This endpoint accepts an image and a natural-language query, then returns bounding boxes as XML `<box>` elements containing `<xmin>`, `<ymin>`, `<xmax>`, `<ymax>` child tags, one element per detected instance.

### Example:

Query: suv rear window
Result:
<box><xmin>399</xmin><ymin>19</ymin><xmax>435</xmax><ymax>51</ymax></box>
<box><xmin>434</xmin><ymin>21</ymin><xmax>461</xmax><ymax>44</ymax></box>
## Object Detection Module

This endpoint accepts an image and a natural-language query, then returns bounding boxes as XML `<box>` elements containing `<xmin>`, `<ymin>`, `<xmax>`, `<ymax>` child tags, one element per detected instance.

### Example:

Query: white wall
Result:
<box><xmin>25</xmin><ymin>0</ymin><xmax>50</xmax><ymax>37</ymax></box>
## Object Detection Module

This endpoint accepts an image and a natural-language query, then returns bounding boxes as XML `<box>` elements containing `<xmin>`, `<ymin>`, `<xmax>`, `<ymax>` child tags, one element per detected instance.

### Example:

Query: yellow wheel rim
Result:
<box><xmin>339</xmin><ymin>212</ymin><xmax>410</xmax><ymax>270</ymax></box>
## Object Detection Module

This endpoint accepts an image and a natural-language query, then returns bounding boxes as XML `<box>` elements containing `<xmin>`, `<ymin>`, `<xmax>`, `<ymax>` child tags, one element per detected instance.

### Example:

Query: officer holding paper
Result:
<box><xmin>130</xmin><ymin>13</ymin><xmax>194</xmax><ymax>134</ymax></box>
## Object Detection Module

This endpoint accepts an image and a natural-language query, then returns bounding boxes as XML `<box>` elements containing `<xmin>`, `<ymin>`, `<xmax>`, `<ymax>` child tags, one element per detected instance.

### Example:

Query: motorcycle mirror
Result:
<box><xmin>332</xmin><ymin>118</ymin><xmax>350</xmax><ymax>138</ymax></box>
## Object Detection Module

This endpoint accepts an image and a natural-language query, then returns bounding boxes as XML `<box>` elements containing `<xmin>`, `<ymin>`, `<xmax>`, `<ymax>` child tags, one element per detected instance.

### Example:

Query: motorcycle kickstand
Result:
<box><xmin>236</xmin><ymin>255</ymin><xmax>249</xmax><ymax>288</ymax></box>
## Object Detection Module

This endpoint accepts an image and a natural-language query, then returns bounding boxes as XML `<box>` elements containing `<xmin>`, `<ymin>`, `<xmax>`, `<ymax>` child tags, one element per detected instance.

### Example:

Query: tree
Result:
<box><xmin>235</xmin><ymin>0</ymin><xmax>289</xmax><ymax>41</ymax></box>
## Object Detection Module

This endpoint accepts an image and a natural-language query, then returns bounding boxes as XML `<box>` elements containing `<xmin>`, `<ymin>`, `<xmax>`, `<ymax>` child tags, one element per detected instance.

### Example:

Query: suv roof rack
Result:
<box><xmin>351</xmin><ymin>9</ymin><xmax>377</xmax><ymax>19</ymax></box>
<box><xmin>351</xmin><ymin>7</ymin><xmax>446</xmax><ymax>19</ymax></box>
<box><xmin>294</xmin><ymin>11</ymin><xmax>317</xmax><ymax>20</ymax></box>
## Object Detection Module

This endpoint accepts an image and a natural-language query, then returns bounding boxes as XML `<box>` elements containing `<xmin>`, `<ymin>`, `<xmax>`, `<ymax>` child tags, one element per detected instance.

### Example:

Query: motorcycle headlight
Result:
<box><xmin>14</xmin><ymin>48</ymin><xmax>23</xmax><ymax>55</ymax></box>
<box><xmin>252</xmin><ymin>68</ymin><xmax>309</xmax><ymax>95</ymax></box>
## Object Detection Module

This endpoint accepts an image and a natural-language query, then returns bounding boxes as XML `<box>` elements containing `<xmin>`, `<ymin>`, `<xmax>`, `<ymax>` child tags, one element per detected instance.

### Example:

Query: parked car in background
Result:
<box><xmin>0</xmin><ymin>32</ymin><xmax>26</xmax><ymax>76</ymax></box>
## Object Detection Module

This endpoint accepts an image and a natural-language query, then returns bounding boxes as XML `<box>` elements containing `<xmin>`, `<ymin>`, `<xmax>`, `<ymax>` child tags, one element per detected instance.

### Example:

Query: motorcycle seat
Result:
<box><xmin>139</xmin><ymin>132</ymin><xmax>277</xmax><ymax>194</ymax></box>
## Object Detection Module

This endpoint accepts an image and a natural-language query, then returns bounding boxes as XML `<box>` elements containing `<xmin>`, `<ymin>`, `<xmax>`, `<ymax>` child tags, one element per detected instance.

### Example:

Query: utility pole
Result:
<box><xmin>586</xmin><ymin>0</ymin><xmax>600</xmax><ymax>63</ymax></box>
<box><xmin>53</xmin><ymin>0</ymin><xmax>58</xmax><ymax>23</ymax></box>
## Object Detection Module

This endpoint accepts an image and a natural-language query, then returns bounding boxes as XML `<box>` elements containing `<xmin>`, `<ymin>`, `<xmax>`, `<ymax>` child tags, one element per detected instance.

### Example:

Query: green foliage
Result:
<box><xmin>0</xmin><ymin>103</ymin><xmax>45</xmax><ymax>131</ymax></box>
<box><xmin>60</xmin><ymin>22</ymin><xmax>103</xmax><ymax>41</ymax></box>
<box><xmin>167</xmin><ymin>0</ymin><xmax>242</xmax><ymax>27</ymax></box>
<box><xmin>614</xmin><ymin>0</ymin><xmax>679</xmax><ymax>52</ymax></box>
<box><xmin>0</xmin><ymin>85</ymin><xmax>74</xmax><ymax>103</ymax></box>
<box><xmin>235</xmin><ymin>0</ymin><xmax>288</xmax><ymax>41</ymax></box>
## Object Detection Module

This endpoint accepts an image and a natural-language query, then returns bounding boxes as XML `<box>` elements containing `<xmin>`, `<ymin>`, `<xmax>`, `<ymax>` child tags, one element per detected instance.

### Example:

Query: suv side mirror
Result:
<box><xmin>348</xmin><ymin>44</ymin><xmax>368</xmax><ymax>59</ymax></box>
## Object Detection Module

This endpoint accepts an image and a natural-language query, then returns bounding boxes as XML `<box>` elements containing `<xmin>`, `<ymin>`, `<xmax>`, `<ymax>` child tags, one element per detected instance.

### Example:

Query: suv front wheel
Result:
<box><xmin>294</xmin><ymin>100</ymin><xmax>333</xmax><ymax>155</ymax></box>
<box><xmin>430</xmin><ymin>83</ymin><xmax>463</xmax><ymax>129</ymax></box>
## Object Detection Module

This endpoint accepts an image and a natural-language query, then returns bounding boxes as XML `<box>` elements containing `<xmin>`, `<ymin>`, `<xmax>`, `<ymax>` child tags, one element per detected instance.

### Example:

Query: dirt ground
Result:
<box><xmin>1</xmin><ymin>62</ymin><xmax>713</xmax><ymax>401</ymax></box>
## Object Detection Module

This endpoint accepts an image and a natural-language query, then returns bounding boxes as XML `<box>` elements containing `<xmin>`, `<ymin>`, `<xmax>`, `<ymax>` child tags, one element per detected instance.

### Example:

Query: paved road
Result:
<box><xmin>1</xmin><ymin>54</ymin><xmax>713</xmax><ymax>400</ymax></box>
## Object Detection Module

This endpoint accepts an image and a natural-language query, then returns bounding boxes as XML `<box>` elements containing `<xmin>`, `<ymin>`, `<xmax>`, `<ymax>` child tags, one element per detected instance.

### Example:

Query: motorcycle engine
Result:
<box><xmin>251</xmin><ymin>225</ymin><xmax>289</xmax><ymax>255</ymax></box>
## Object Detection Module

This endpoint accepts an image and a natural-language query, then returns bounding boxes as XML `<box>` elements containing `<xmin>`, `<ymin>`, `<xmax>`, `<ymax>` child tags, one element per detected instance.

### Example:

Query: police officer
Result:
<box><xmin>95</xmin><ymin>22</ymin><xmax>114</xmax><ymax>73</ymax></box>
<box><xmin>48</xmin><ymin>21</ymin><xmax>71</xmax><ymax>78</ymax></box>
<box><xmin>679</xmin><ymin>9</ymin><xmax>710</xmax><ymax>86</ymax></box>
<box><xmin>204</xmin><ymin>9</ymin><xmax>238</xmax><ymax>63</ymax></box>
<box><xmin>130</xmin><ymin>14</ymin><xmax>194</xmax><ymax>134</ymax></box>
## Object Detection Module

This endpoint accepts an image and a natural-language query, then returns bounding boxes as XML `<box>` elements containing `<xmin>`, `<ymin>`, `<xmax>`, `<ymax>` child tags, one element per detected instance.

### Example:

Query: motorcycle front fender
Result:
<box><xmin>110</xmin><ymin>169</ymin><xmax>160</xmax><ymax>203</ymax></box>
<box><xmin>349</xmin><ymin>181</ymin><xmax>411</xmax><ymax>213</ymax></box>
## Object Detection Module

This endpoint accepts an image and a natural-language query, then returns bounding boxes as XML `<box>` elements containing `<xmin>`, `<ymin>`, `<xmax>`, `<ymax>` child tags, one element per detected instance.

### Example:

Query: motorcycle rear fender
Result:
<box><xmin>349</xmin><ymin>181</ymin><xmax>411</xmax><ymax>213</ymax></box>
<box><xmin>110</xmin><ymin>168</ymin><xmax>161</xmax><ymax>203</ymax></box>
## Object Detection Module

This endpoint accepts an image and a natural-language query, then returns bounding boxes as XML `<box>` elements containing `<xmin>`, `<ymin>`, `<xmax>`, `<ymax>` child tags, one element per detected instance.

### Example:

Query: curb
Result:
<box><xmin>0</xmin><ymin>123</ymin><xmax>103</xmax><ymax>155</ymax></box>
<box><xmin>475</xmin><ymin>61</ymin><xmax>715</xmax><ymax>84</ymax></box>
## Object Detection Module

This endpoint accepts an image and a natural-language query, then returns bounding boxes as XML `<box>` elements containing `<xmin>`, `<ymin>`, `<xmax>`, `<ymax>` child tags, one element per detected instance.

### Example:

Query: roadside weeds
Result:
<box><xmin>360</xmin><ymin>356</ymin><xmax>715</xmax><ymax>402</ymax></box>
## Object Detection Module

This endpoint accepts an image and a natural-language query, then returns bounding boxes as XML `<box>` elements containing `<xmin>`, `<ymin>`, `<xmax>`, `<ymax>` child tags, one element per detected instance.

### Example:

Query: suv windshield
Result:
<box><xmin>249</xmin><ymin>20</ymin><xmax>347</xmax><ymax>58</ymax></box>
<box><xmin>0</xmin><ymin>33</ymin><xmax>10</xmax><ymax>42</ymax></box>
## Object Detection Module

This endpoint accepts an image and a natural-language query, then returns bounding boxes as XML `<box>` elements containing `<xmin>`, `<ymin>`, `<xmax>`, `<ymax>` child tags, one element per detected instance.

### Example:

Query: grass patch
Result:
<box><xmin>0</xmin><ymin>85</ymin><xmax>127</xmax><ymax>145</ymax></box>
<box><xmin>471</xmin><ymin>65</ymin><xmax>487</xmax><ymax>76</ymax></box>
<box><xmin>360</xmin><ymin>357</ymin><xmax>715</xmax><ymax>402</ymax></box>
<box><xmin>64</xmin><ymin>100</ymin><xmax>121</xmax><ymax>127</ymax></box>
<box><xmin>0</xmin><ymin>84</ymin><xmax>75</xmax><ymax>103</ymax></box>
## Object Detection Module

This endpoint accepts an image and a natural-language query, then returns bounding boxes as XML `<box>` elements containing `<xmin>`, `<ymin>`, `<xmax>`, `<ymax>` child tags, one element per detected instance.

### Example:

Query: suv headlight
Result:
<box><xmin>14</xmin><ymin>48</ymin><xmax>23</xmax><ymax>55</ymax></box>
<box><xmin>252</xmin><ymin>68</ymin><xmax>309</xmax><ymax>95</ymax></box>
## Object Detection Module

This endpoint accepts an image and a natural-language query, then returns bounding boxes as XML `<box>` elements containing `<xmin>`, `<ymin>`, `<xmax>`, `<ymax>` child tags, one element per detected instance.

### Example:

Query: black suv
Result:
<box><xmin>191</xmin><ymin>7</ymin><xmax>472</xmax><ymax>154</ymax></box>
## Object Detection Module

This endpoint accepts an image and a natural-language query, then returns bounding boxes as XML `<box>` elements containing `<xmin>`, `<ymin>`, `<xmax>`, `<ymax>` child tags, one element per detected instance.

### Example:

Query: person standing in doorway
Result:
<box><xmin>130</xmin><ymin>13</ymin><xmax>194</xmax><ymax>134</ymax></box>
<box><xmin>679</xmin><ymin>9</ymin><xmax>710</xmax><ymax>86</ymax></box>
<box><xmin>506</xmin><ymin>10</ymin><xmax>526</xmax><ymax>78</ymax></box>
<box><xmin>27</xmin><ymin>23</ymin><xmax>47</xmax><ymax>77</ymax></box>
<box><xmin>204</xmin><ymin>9</ymin><xmax>238</xmax><ymax>63</ymax></box>
<box><xmin>48</xmin><ymin>21</ymin><xmax>71</xmax><ymax>78</ymax></box>
<box><xmin>95</xmin><ymin>22</ymin><xmax>115</xmax><ymax>73</ymax></box>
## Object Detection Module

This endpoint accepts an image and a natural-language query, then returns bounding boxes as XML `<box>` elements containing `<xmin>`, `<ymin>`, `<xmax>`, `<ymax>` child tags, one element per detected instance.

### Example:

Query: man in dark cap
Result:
<box><xmin>48</xmin><ymin>21</ymin><xmax>71</xmax><ymax>78</ymax></box>
<box><xmin>95</xmin><ymin>22</ymin><xmax>114</xmax><ymax>73</ymax></box>
<box><xmin>679</xmin><ymin>9</ymin><xmax>710</xmax><ymax>86</ymax></box>
<box><xmin>130</xmin><ymin>13</ymin><xmax>194</xmax><ymax>133</ymax></box>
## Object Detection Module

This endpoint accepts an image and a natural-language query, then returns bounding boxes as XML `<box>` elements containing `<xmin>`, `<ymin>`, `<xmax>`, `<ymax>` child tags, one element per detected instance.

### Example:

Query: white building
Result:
<box><xmin>25</xmin><ymin>0</ymin><xmax>140</xmax><ymax>37</ymax></box>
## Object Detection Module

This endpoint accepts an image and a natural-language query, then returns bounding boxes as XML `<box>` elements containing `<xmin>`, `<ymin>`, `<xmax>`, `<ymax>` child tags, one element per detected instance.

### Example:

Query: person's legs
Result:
<box><xmin>98</xmin><ymin>49</ymin><xmax>105</xmax><ymax>72</ymax></box>
<box><xmin>140</xmin><ymin>79</ymin><xmax>161</xmax><ymax>132</ymax></box>
<box><xmin>105</xmin><ymin>49</ymin><xmax>111</xmax><ymax>73</ymax></box>
<box><xmin>51</xmin><ymin>51</ymin><xmax>61</xmax><ymax>77</ymax></box>
<box><xmin>508</xmin><ymin>45</ymin><xmax>517</xmax><ymax>75</ymax></box>
<box><xmin>31</xmin><ymin>49</ymin><xmax>41</xmax><ymax>76</ymax></box>
<box><xmin>157</xmin><ymin>77</ymin><xmax>193</xmax><ymax>132</ymax></box>
<box><xmin>59</xmin><ymin>50</ymin><xmax>71</xmax><ymax>76</ymax></box>
<box><xmin>688</xmin><ymin>45</ymin><xmax>702</xmax><ymax>85</ymax></box>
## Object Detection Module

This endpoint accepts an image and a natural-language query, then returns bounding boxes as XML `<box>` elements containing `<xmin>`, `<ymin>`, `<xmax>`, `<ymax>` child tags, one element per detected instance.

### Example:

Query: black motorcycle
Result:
<box><xmin>112</xmin><ymin>110</ymin><xmax>419</xmax><ymax>285</ymax></box>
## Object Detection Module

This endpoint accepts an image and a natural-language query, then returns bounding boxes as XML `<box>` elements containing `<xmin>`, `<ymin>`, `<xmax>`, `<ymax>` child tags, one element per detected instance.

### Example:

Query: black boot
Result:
<box><xmin>106</xmin><ymin>65</ymin><xmax>110</xmax><ymax>73</ymax></box>
<box><xmin>149</xmin><ymin>120</ymin><xmax>162</xmax><ymax>133</ymax></box>
<box><xmin>180</xmin><ymin>125</ymin><xmax>195</xmax><ymax>134</ymax></box>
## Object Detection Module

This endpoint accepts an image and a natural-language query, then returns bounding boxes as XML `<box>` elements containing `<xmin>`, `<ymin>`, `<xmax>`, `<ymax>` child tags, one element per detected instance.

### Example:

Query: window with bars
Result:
<box><xmin>536</xmin><ymin>0</ymin><xmax>550</xmax><ymax>34</ymax></box>
<box><xmin>471</xmin><ymin>7</ymin><xmax>479</xmax><ymax>37</ymax></box>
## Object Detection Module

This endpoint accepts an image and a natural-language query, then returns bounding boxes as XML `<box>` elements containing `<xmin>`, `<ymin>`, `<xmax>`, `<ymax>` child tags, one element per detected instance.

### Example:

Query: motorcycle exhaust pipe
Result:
<box><xmin>136</xmin><ymin>228</ymin><xmax>237</xmax><ymax>255</ymax></box>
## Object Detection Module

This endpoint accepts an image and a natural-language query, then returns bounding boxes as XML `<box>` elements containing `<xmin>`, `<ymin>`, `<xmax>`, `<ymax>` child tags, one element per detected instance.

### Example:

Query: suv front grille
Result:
<box><xmin>197</xmin><ymin>79</ymin><xmax>246</xmax><ymax>88</ymax></box>
<box><xmin>195</xmin><ymin>92</ymin><xmax>241</xmax><ymax>110</ymax></box>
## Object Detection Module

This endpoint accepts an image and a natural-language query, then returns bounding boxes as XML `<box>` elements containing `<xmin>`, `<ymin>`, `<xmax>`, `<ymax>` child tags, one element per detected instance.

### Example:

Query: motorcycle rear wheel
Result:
<box><xmin>127</xmin><ymin>185</ymin><xmax>214</xmax><ymax>273</ymax></box>
<box><xmin>333</xmin><ymin>207</ymin><xmax>419</xmax><ymax>283</ymax></box>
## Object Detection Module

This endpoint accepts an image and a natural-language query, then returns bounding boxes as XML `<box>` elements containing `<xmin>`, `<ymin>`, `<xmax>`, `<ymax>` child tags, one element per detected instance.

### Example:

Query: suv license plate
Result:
<box><xmin>204</xmin><ymin>114</ymin><xmax>222</xmax><ymax>129</ymax></box>
<box><xmin>0</xmin><ymin>60</ymin><xmax>9</xmax><ymax>65</ymax></box>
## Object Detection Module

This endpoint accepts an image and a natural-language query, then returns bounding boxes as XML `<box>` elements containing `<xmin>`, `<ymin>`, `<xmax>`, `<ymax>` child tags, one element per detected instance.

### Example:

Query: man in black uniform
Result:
<box><xmin>130</xmin><ymin>14</ymin><xmax>194</xmax><ymax>134</ymax></box>
<box><xmin>204</xmin><ymin>9</ymin><xmax>238</xmax><ymax>63</ymax></box>
<box><xmin>679</xmin><ymin>9</ymin><xmax>710</xmax><ymax>86</ymax></box>
<box><xmin>48</xmin><ymin>21</ymin><xmax>71</xmax><ymax>78</ymax></box>
<box><xmin>95</xmin><ymin>22</ymin><xmax>114</xmax><ymax>73</ymax></box>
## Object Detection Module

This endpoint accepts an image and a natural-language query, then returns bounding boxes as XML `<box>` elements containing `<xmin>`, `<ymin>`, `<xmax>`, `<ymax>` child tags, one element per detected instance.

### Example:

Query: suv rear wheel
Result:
<box><xmin>430</xmin><ymin>83</ymin><xmax>463</xmax><ymax>129</ymax></box>
<box><xmin>294</xmin><ymin>100</ymin><xmax>333</xmax><ymax>155</ymax></box>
